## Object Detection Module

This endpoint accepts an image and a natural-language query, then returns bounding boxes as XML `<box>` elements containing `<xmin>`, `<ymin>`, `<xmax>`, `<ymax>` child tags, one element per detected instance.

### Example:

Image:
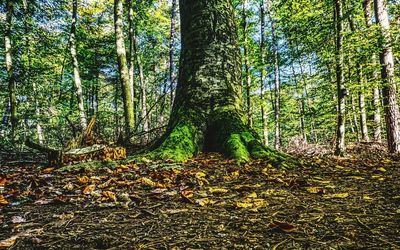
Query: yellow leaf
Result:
<box><xmin>231</xmin><ymin>170</ymin><xmax>240</xmax><ymax>177</ymax></box>
<box><xmin>196</xmin><ymin>198</ymin><xmax>216</xmax><ymax>207</ymax></box>
<box><xmin>208</xmin><ymin>187</ymin><xmax>228</xmax><ymax>194</ymax></box>
<box><xmin>372</xmin><ymin>175</ymin><xmax>385</xmax><ymax>181</ymax></box>
<box><xmin>376</xmin><ymin>167</ymin><xmax>386</xmax><ymax>173</ymax></box>
<box><xmin>83</xmin><ymin>184</ymin><xmax>96</xmax><ymax>194</ymax></box>
<box><xmin>324</xmin><ymin>193</ymin><xmax>349</xmax><ymax>199</ymax></box>
<box><xmin>102</xmin><ymin>191</ymin><xmax>117</xmax><ymax>202</ymax></box>
<box><xmin>349</xmin><ymin>176</ymin><xmax>364</xmax><ymax>180</ymax></box>
<box><xmin>247</xmin><ymin>192</ymin><xmax>258</xmax><ymax>198</ymax></box>
<box><xmin>195</xmin><ymin>172</ymin><xmax>206</xmax><ymax>179</ymax></box>
<box><xmin>137</xmin><ymin>177</ymin><xmax>165</xmax><ymax>188</ymax></box>
<box><xmin>98</xmin><ymin>179</ymin><xmax>113</xmax><ymax>189</ymax></box>
<box><xmin>236</xmin><ymin>199</ymin><xmax>254</xmax><ymax>209</ymax></box>
<box><xmin>306</xmin><ymin>187</ymin><xmax>324</xmax><ymax>194</ymax></box>
<box><xmin>363</xmin><ymin>195</ymin><xmax>373</xmax><ymax>201</ymax></box>
<box><xmin>78</xmin><ymin>176</ymin><xmax>90</xmax><ymax>184</ymax></box>
<box><xmin>0</xmin><ymin>195</ymin><xmax>9</xmax><ymax>205</ymax></box>
<box><xmin>335</xmin><ymin>165</ymin><xmax>344</xmax><ymax>169</ymax></box>
<box><xmin>0</xmin><ymin>236</ymin><xmax>17</xmax><ymax>248</ymax></box>
<box><xmin>63</xmin><ymin>182</ymin><xmax>74</xmax><ymax>191</ymax></box>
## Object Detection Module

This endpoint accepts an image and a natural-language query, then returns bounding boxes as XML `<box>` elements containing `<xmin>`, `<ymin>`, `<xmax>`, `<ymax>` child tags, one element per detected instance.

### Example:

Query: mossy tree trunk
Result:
<box><xmin>152</xmin><ymin>0</ymin><xmax>291</xmax><ymax>165</ymax></box>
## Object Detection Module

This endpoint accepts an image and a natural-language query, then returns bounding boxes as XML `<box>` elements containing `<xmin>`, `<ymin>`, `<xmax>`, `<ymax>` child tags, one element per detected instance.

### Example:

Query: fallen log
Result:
<box><xmin>25</xmin><ymin>140</ymin><xmax>126</xmax><ymax>166</ymax></box>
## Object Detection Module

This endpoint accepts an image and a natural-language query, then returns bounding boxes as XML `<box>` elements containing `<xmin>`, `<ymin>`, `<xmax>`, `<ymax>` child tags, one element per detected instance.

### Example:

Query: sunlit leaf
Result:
<box><xmin>196</xmin><ymin>198</ymin><xmax>216</xmax><ymax>207</ymax></box>
<box><xmin>208</xmin><ymin>187</ymin><xmax>228</xmax><ymax>194</ymax></box>
<box><xmin>102</xmin><ymin>191</ymin><xmax>117</xmax><ymax>202</ymax></box>
<box><xmin>83</xmin><ymin>184</ymin><xmax>96</xmax><ymax>194</ymax></box>
<box><xmin>0</xmin><ymin>195</ymin><xmax>9</xmax><ymax>205</ymax></box>
<box><xmin>0</xmin><ymin>236</ymin><xmax>18</xmax><ymax>248</ymax></box>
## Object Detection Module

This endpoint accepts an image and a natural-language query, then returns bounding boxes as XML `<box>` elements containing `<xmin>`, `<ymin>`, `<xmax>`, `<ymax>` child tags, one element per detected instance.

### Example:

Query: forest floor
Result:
<box><xmin>1</xmin><ymin>143</ymin><xmax>400</xmax><ymax>249</ymax></box>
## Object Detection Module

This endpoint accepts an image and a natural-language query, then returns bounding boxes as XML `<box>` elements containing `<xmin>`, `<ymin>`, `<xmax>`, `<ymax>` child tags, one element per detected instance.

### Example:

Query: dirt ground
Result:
<box><xmin>1</xmin><ymin>144</ymin><xmax>400</xmax><ymax>249</ymax></box>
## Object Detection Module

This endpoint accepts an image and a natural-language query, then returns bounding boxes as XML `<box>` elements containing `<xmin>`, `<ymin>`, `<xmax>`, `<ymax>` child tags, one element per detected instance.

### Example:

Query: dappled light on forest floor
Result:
<box><xmin>1</xmin><ymin>151</ymin><xmax>400</xmax><ymax>249</ymax></box>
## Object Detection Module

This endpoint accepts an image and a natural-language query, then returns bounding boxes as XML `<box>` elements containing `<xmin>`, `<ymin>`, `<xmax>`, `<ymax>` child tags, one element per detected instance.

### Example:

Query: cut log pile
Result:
<box><xmin>26</xmin><ymin>117</ymin><xmax>126</xmax><ymax>166</ymax></box>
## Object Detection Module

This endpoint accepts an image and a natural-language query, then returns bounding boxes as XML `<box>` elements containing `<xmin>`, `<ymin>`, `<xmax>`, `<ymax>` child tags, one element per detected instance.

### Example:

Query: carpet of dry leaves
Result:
<box><xmin>1</xmin><ymin>144</ymin><xmax>400</xmax><ymax>249</ymax></box>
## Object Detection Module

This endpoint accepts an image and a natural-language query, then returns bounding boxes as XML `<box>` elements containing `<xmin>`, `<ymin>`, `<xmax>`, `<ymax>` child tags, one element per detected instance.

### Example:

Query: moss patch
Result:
<box><xmin>58</xmin><ymin>160</ymin><xmax>118</xmax><ymax>172</ymax></box>
<box><xmin>151</xmin><ymin>124</ymin><xmax>199</xmax><ymax>162</ymax></box>
<box><xmin>225</xmin><ymin>134</ymin><xmax>250</xmax><ymax>163</ymax></box>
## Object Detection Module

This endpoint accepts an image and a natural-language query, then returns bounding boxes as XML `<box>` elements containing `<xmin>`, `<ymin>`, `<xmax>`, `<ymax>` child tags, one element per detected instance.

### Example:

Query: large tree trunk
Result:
<box><xmin>334</xmin><ymin>0</ymin><xmax>346</xmax><ymax>156</ymax></box>
<box><xmin>114</xmin><ymin>0</ymin><xmax>135</xmax><ymax>137</ymax></box>
<box><xmin>151</xmin><ymin>0</ymin><xmax>291</xmax><ymax>165</ymax></box>
<box><xmin>5</xmin><ymin>0</ymin><xmax>17</xmax><ymax>141</ymax></box>
<box><xmin>374</xmin><ymin>0</ymin><xmax>399</xmax><ymax>152</ymax></box>
<box><xmin>70</xmin><ymin>0</ymin><xmax>87</xmax><ymax>131</ymax></box>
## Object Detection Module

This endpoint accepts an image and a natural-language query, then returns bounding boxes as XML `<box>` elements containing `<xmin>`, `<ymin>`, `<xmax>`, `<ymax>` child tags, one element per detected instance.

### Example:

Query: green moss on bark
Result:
<box><xmin>152</xmin><ymin>124</ymin><xmax>199</xmax><ymax>162</ymax></box>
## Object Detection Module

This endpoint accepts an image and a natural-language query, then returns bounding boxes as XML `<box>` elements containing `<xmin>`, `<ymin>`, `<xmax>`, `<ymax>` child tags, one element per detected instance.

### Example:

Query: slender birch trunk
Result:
<box><xmin>5</xmin><ymin>0</ymin><xmax>17</xmax><ymax>141</ymax></box>
<box><xmin>242</xmin><ymin>0</ymin><xmax>252</xmax><ymax>127</ymax></box>
<box><xmin>70</xmin><ymin>0</ymin><xmax>87</xmax><ymax>131</ymax></box>
<box><xmin>334</xmin><ymin>0</ymin><xmax>346</xmax><ymax>156</ymax></box>
<box><xmin>169</xmin><ymin>0</ymin><xmax>177</xmax><ymax>108</ymax></box>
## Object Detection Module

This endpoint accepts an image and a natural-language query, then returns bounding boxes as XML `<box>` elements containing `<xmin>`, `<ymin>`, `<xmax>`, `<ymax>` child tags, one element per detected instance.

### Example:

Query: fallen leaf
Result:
<box><xmin>324</xmin><ymin>193</ymin><xmax>349</xmax><ymax>199</ymax></box>
<box><xmin>0</xmin><ymin>236</ymin><xmax>18</xmax><ymax>248</ymax></box>
<box><xmin>63</xmin><ymin>182</ymin><xmax>74</xmax><ymax>191</ymax></box>
<box><xmin>269</xmin><ymin>221</ymin><xmax>296</xmax><ymax>233</ymax></box>
<box><xmin>102</xmin><ymin>191</ymin><xmax>117</xmax><ymax>202</ymax></box>
<box><xmin>247</xmin><ymin>192</ymin><xmax>258</xmax><ymax>198</ymax></box>
<box><xmin>180</xmin><ymin>189</ymin><xmax>194</xmax><ymax>203</ymax></box>
<box><xmin>0</xmin><ymin>178</ymin><xmax>10</xmax><ymax>187</ymax></box>
<box><xmin>234</xmin><ymin>184</ymin><xmax>262</xmax><ymax>190</ymax></box>
<box><xmin>376</xmin><ymin>167</ymin><xmax>386</xmax><ymax>173</ymax></box>
<box><xmin>306</xmin><ymin>187</ymin><xmax>325</xmax><ymax>194</ymax></box>
<box><xmin>363</xmin><ymin>195</ymin><xmax>373</xmax><ymax>201</ymax></box>
<box><xmin>137</xmin><ymin>177</ymin><xmax>165</xmax><ymax>188</ymax></box>
<box><xmin>98</xmin><ymin>179</ymin><xmax>114</xmax><ymax>189</ymax></box>
<box><xmin>11</xmin><ymin>216</ymin><xmax>26</xmax><ymax>224</ymax></box>
<box><xmin>34</xmin><ymin>199</ymin><xmax>52</xmax><ymax>205</ymax></box>
<box><xmin>195</xmin><ymin>172</ymin><xmax>209</xmax><ymax>186</ymax></box>
<box><xmin>208</xmin><ymin>187</ymin><xmax>228</xmax><ymax>194</ymax></box>
<box><xmin>236</xmin><ymin>197</ymin><xmax>266</xmax><ymax>209</ymax></box>
<box><xmin>41</xmin><ymin>167</ymin><xmax>54</xmax><ymax>173</ymax></box>
<box><xmin>196</xmin><ymin>198</ymin><xmax>216</xmax><ymax>207</ymax></box>
<box><xmin>0</xmin><ymin>195</ymin><xmax>9</xmax><ymax>206</ymax></box>
<box><xmin>83</xmin><ymin>184</ymin><xmax>96</xmax><ymax>194</ymax></box>
<box><xmin>77</xmin><ymin>176</ymin><xmax>90</xmax><ymax>184</ymax></box>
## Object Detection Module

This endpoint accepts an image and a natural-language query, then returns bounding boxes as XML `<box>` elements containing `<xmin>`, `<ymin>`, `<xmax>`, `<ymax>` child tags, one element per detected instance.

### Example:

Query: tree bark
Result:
<box><xmin>259</xmin><ymin>0</ymin><xmax>269</xmax><ymax>146</ymax></box>
<box><xmin>374</xmin><ymin>0</ymin><xmax>400</xmax><ymax>152</ymax></box>
<box><xmin>70</xmin><ymin>0</ymin><xmax>87</xmax><ymax>131</ymax></box>
<box><xmin>334</xmin><ymin>0</ymin><xmax>346</xmax><ymax>156</ymax></box>
<box><xmin>363</xmin><ymin>0</ymin><xmax>382</xmax><ymax>142</ymax></box>
<box><xmin>151</xmin><ymin>0</ymin><xmax>291</xmax><ymax>165</ymax></box>
<box><xmin>128</xmin><ymin>0</ymin><xmax>136</xmax><ymax>123</ymax></box>
<box><xmin>169</xmin><ymin>0</ymin><xmax>177</xmax><ymax>108</ymax></box>
<box><xmin>5</xmin><ymin>0</ymin><xmax>17</xmax><ymax>141</ymax></box>
<box><xmin>22</xmin><ymin>0</ymin><xmax>44</xmax><ymax>144</ymax></box>
<box><xmin>266</xmin><ymin>0</ymin><xmax>281</xmax><ymax>150</ymax></box>
<box><xmin>242</xmin><ymin>0</ymin><xmax>252</xmax><ymax>127</ymax></box>
<box><xmin>114</xmin><ymin>0</ymin><xmax>135</xmax><ymax>137</ymax></box>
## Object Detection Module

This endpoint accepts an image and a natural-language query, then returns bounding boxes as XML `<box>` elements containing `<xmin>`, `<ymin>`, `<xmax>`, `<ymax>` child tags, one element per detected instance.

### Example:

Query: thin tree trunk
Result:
<box><xmin>5</xmin><ymin>0</ymin><xmax>17</xmax><ymax>142</ymax></box>
<box><xmin>128</xmin><ymin>0</ymin><xmax>136</xmax><ymax>123</ymax></box>
<box><xmin>348</xmin><ymin>17</ymin><xmax>369</xmax><ymax>142</ymax></box>
<box><xmin>374</xmin><ymin>0</ymin><xmax>400</xmax><ymax>152</ymax></box>
<box><xmin>242</xmin><ymin>0</ymin><xmax>252</xmax><ymax>127</ymax></box>
<box><xmin>22</xmin><ymin>0</ymin><xmax>44</xmax><ymax>143</ymax></box>
<box><xmin>133</xmin><ymin>38</ymin><xmax>149</xmax><ymax>141</ymax></box>
<box><xmin>169</xmin><ymin>0</ymin><xmax>177</xmax><ymax>108</ymax></box>
<box><xmin>114</xmin><ymin>0</ymin><xmax>135</xmax><ymax>137</ymax></box>
<box><xmin>350</xmin><ymin>94</ymin><xmax>360</xmax><ymax>141</ymax></box>
<box><xmin>334</xmin><ymin>0</ymin><xmax>346</xmax><ymax>156</ymax></box>
<box><xmin>363</xmin><ymin>0</ymin><xmax>382</xmax><ymax>142</ymax></box>
<box><xmin>267</xmin><ymin>0</ymin><xmax>281</xmax><ymax>149</ymax></box>
<box><xmin>260</xmin><ymin>0</ymin><xmax>269</xmax><ymax>146</ymax></box>
<box><xmin>70</xmin><ymin>0</ymin><xmax>87</xmax><ymax>131</ymax></box>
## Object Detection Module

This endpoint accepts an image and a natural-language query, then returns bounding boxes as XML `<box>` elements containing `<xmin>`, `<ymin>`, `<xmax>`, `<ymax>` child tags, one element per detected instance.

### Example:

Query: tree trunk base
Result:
<box><xmin>150</xmin><ymin>108</ymin><xmax>296</xmax><ymax>167</ymax></box>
